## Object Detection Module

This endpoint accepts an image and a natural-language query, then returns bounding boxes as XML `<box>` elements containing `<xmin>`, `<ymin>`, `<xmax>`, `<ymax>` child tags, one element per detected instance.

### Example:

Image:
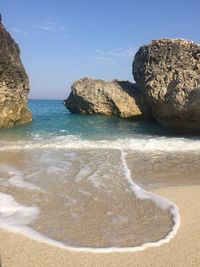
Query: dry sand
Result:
<box><xmin>0</xmin><ymin>185</ymin><xmax>200</xmax><ymax>267</ymax></box>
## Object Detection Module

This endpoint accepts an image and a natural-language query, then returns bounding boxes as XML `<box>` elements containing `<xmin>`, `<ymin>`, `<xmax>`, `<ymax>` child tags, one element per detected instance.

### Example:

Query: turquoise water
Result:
<box><xmin>0</xmin><ymin>99</ymin><xmax>173</xmax><ymax>140</ymax></box>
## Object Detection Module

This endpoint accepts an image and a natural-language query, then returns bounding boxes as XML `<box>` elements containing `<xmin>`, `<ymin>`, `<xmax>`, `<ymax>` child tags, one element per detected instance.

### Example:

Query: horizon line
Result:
<box><xmin>28</xmin><ymin>98</ymin><xmax>64</xmax><ymax>101</ymax></box>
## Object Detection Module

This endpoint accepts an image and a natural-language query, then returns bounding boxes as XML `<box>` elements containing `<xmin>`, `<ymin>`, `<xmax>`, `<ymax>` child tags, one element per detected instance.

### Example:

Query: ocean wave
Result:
<box><xmin>0</xmin><ymin>135</ymin><xmax>200</xmax><ymax>152</ymax></box>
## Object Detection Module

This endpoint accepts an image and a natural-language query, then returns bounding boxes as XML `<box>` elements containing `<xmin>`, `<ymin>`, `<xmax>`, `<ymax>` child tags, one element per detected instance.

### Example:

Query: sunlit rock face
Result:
<box><xmin>0</xmin><ymin>16</ymin><xmax>32</xmax><ymax>128</ymax></box>
<box><xmin>133</xmin><ymin>38</ymin><xmax>200</xmax><ymax>132</ymax></box>
<box><xmin>64</xmin><ymin>77</ymin><xmax>151</xmax><ymax>119</ymax></box>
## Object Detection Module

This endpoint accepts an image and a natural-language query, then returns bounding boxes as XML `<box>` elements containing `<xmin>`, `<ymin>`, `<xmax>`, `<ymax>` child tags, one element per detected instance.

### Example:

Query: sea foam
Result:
<box><xmin>0</xmin><ymin>163</ymin><xmax>44</xmax><ymax>193</ymax></box>
<box><xmin>0</xmin><ymin>150</ymin><xmax>180</xmax><ymax>252</ymax></box>
<box><xmin>0</xmin><ymin>192</ymin><xmax>39</xmax><ymax>227</ymax></box>
<box><xmin>0</xmin><ymin>135</ymin><xmax>199</xmax><ymax>152</ymax></box>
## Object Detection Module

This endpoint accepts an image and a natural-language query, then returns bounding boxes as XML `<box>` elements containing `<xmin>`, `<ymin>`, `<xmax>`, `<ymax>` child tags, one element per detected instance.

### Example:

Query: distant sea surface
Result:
<box><xmin>0</xmin><ymin>99</ymin><xmax>200</xmax><ymax>250</ymax></box>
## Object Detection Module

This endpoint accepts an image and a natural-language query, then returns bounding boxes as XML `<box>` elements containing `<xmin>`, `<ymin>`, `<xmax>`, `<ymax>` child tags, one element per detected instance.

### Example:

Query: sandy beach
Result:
<box><xmin>0</xmin><ymin>184</ymin><xmax>200</xmax><ymax>267</ymax></box>
<box><xmin>1</xmin><ymin>1</ymin><xmax>200</xmax><ymax>266</ymax></box>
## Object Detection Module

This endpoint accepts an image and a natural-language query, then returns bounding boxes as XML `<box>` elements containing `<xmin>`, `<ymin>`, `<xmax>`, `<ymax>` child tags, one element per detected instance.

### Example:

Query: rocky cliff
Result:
<box><xmin>0</xmin><ymin>16</ymin><xmax>32</xmax><ymax>128</ymax></box>
<box><xmin>64</xmin><ymin>77</ymin><xmax>151</xmax><ymax>119</ymax></box>
<box><xmin>133</xmin><ymin>38</ymin><xmax>200</xmax><ymax>131</ymax></box>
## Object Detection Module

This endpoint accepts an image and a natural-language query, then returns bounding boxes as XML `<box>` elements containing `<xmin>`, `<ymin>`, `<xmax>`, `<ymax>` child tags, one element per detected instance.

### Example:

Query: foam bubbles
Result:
<box><xmin>0</xmin><ymin>163</ymin><xmax>44</xmax><ymax>192</ymax></box>
<box><xmin>0</xmin><ymin>193</ymin><xmax>73</xmax><ymax>249</ymax></box>
<box><xmin>120</xmin><ymin>149</ymin><xmax>180</xmax><ymax>246</ymax></box>
<box><xmin>0</xmin><ymin>135</ymin><xmax>182</xmax><ymax>252</ymax></box>
<box><xmin>0</xmin><ymin>135</ymin><xmax>200</xmax><ymax>152</ymax></box>
<box><xmin>0</xmin><ymin>188</ymin><xmax>180</xmax><ymax>253</ymax></box>
<box><xmin>0</xmin><ymin>193</ymin><xmax>38</xmax><ymax>227</ymax></box>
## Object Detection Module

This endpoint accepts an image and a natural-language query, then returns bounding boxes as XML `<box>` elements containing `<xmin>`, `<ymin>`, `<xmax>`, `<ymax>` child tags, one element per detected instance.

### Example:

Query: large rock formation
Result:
<box><xmin>0</xmin><ymin>16</ymin><xmax>32</xmax><ymax>128</ymax></box>
<box><xmin>64</xmin><ymin>77</ymin><xmax>151</xmax><ymax>119</ymax></box>
<box><xmin>133</xmin><ymin>38</ymin><xmax>200</xmax><ymax>131</ymax></box>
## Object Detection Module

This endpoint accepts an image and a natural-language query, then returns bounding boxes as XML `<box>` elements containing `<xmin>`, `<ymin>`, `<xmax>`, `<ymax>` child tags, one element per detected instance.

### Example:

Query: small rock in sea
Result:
<box><xmin>64</xmin><ymin>77</ymin><xmax>151</xmax><ymax>119</ymax></box>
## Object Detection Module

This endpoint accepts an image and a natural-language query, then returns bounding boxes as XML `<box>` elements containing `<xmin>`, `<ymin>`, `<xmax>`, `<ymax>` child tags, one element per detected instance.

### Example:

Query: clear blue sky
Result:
<box><xmin>1</xmin><ymin>0</ymin><xmax>200</xmax><ymax>99</ymax></box>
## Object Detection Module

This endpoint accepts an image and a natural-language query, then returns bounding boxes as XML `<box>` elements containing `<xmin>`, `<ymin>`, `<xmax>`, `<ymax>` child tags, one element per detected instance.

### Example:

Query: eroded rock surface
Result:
<box><xmin>0</xmin><ymin>17</ymin><xmax>32</xmax><ymax>128</ymax></box>
<box><xmin>64</xmin><ymin>77</ymin><xmax>151</xmax><ymax>119</ymax></box>
<box><xmin>133</xmin><ymin>38</ymin><xmax>200</xmax><ymax>131</ymax></box>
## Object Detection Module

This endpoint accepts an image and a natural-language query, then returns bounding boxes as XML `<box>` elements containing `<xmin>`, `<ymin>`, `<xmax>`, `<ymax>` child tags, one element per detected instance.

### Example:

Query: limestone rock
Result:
<box><xmin>64</xmin><ymin>77</ymin><xmax>151</xmax><ymax>119</ymax></box>
<box><xmin>133</xmin><ymin>38</ymin><xmax>200</xmax><ymax>131</ymax></box>
<box><xmin>0</xmin><ymin>17</ymin><xmax>32</xmax><ymax>128</ymax></box>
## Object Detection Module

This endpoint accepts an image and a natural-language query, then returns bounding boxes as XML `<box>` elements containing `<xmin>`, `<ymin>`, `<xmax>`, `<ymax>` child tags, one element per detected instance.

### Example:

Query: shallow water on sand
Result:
<box><xmin>0</xmin><ymin>100</ymin><xmax>200</xmax><ymax>250</ymax></box>
<box><xmin>126</xmin><ymin>150</ymin><xmax>200</xmax><ymax>189</ymax></box>
<box><xmin>0</xmin><ymin>148</ymin><xmax>176</xmax><ymax>248</ymax></box>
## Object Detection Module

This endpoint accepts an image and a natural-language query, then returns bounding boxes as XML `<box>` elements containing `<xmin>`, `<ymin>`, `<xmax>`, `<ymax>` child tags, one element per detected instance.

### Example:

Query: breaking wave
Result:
<box><xmin>0</xmin><ymin>135</ymin><xmax>200</xmax><ymax>152</ymax></box>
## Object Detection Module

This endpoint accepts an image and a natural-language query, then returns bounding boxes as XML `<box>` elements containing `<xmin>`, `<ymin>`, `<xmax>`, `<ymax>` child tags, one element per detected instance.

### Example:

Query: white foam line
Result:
<box><xmin>0</xmin><ymin>164</ymin><xmax>45</xmax><ymax>193</ymax></box>
<box><xmin>0</xmin><ymin>151</ymin><xmax>181</xmax><ymax>253</ymax></box>
<box><xmin>119</xmin><ymin>150</ymin><xmax>180</xmax><ymax>249</ymax></box>
<box><xmin>0</xmin><ymin>136</ymin><xmax>200</xmax><ymax>152</ymax></box>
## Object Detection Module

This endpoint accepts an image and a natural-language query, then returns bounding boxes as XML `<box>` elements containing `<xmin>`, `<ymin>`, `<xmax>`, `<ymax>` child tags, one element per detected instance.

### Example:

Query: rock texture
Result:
<box><xmin>133</xmin><ymin>38</ymin><xmax>200</xmax><ymax>131</ymax></box>
<box><xmin>64</xmin><ymin>77</ymin><xmax>151</xmax><ymax>119</ymax></box>
<box><xmin>0</xmin><ymin>17</ymin><xmax>32</xmax><ymax>128</ymax></box>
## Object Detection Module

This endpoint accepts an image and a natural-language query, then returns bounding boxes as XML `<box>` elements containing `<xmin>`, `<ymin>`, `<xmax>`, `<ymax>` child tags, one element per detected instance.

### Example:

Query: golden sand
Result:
<box><xmin>0</xmin><ymin>185</ymin><xmax>200</xmax><ymax>267</ymax></box>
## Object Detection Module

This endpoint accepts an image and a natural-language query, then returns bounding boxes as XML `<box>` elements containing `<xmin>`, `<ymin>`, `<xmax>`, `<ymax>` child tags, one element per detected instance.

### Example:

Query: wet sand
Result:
<box><xmin>0</xmin><ymin>149</ymin><xmax>175</xmax><ymax>248</ymax></box>
<box><xmin>0</xmin><ymin>184</ymin><xmax>200</xmax><ymax>267</ymax></box>
<box><xmin>126</xmin><ymin>150</ymin><xmax>200</xmax><ymax>189</ymax></box>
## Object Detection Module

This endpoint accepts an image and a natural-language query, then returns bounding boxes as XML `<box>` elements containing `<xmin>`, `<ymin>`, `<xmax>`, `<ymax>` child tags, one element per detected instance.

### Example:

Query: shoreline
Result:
<box><xmin>0</xmin><ymin>184</ymin><xmax>200</xmax><ymax>267</ymax></box>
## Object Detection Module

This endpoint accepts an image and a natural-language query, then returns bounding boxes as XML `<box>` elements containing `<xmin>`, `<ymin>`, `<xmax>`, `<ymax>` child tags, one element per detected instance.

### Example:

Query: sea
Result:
<box><xmin>0</xmin><ymin>99</ymin><xmax>200</xmax><ymax>251</ymax></box>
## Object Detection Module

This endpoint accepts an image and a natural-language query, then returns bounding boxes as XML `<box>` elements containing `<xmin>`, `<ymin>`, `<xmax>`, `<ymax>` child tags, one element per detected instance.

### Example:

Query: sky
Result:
<box><xmin>0</xmin><ymin>0</ymin><xmax>200</xmax><ymax>99</ymax></box>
